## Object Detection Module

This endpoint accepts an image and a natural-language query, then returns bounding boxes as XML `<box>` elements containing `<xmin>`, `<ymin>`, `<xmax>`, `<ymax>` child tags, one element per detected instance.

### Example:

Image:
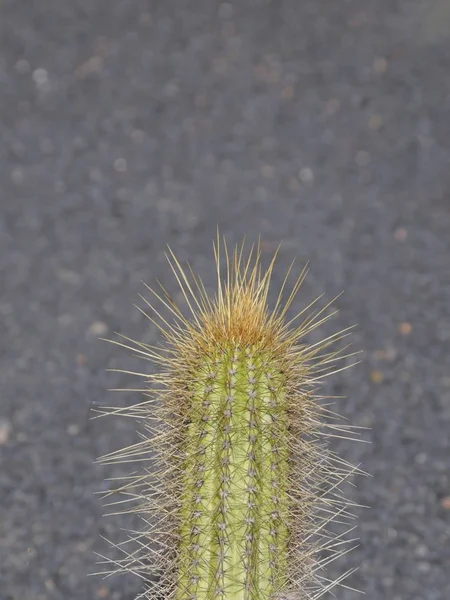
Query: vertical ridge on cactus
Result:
<box><xmin>96</xmin><ymin>238</ymin><xmax>365</xmax><ymax>600</ymax></box>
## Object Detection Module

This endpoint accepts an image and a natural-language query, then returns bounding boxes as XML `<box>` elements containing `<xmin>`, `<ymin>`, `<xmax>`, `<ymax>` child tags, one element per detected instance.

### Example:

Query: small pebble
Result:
<box><xmin>325</xmin><ymin>98</ymin><xmax>340</xmax><ymax>115</ymax></box>
<box><xmin>76</xmin><ymin>354</ymin><xmax>88</xmax><ymax>367</ymax></box>
<box><xmin>414</xmin><ymin>452</ymin><xmax>427</xmax><ymax>465</ymax></box>
<box><xmin>58</xmin><ymin>314</ymin><xmax>73</xmax><ymax>326</ymax></box>
<box><xmin>254</xmin><ymin>61</ymin><xmax>279</xmax><ymax>84</ymax></box>
<box><xmin>130</xmin><ymin>129</ymin><xmax>145</xmax><ymax>143</ymax></box>
<box><xmin>355</xmin><ymin>150</ymin><xmax>370</xmax><ymax>166</ymax></box>
<box><xmin>398</xmin><ymin>322</ymin><xmax>412</xmax><ymax>336</ymax></box>
<box><xmin>369</xmin><ymin>114</ymin><xmax>383</xmax><ymax>130</ymax></box>
<box><xmin>417</xmin><ymin>561</ymin><xmax>431</xmax><ymax>573</ymax></box>
<box><xmin>164</xmin><ymin>81</ymin><xmax>179</xmax><ymax>97</ymax></box>
<box><xmin>394</xmin><ymin>226</ymin><xmax>408</xmax><ymax>241</ymax></box>
<box><xmin>39</xmin><ymin>138</ymin><xmax>54</xmax><ymax>154</ymax></box>
<box><xmin>32</xmin><ymin>68</ymin><xmax>49</xmax><ymax>88</ymax></box>
<box><xmin>373</xmin><ymin>57</ymin><xmax>388</xmax><ymax>75</ymax></box>
<box><xmin>57</xmin><ymin>269</ymin><xmax>81</xmax><ymax>285</ymax></box>
<box><xmin>75</xmin><ymin>541</ymin><xmax>89</xmax><ymax>553</ymax></box>
<box><xmin>373</xmin><ymin>347</ymin><xmax>397</xmax><ymax>362</ymax></box>
<box><xmin>11</xmin><ymin>168</ymin><xmax>24</xmax><ymax>185</ymax></box>
<box><xmin>370</xmin><ymin>370</ymin><xmax>383</xmax><ymax>384</ymax></box>
<box><xmin>0</xmin><ymin>419</ymin><xmax>11</xmax><ymax>445</ymax></box>
<box><xmin>139</xmin><ymin>12</ymin><xmax>152</xmax><ymax>25</ymax></box>
<box><xmin>255</xmin><ymin>186</ymin><xmax>268</xmax><ymax>203</ymax></box>
<box><xmin>415</xmin><ymin>544</ymin><xmax>428</xmax><ymax>557</ymax></box>
<box><xmin>288</xmin><ymin>176</ymin><xmax>301</xmax><ymax>192</ymax></box>
<box><xmin>75</xmin><ymin>56</ymin><xmax>104</xmax><ymax>78</ymax></box>
<box><xmin>67</xmin><ymin>424</ymin><xmax>80</xmax><ymax>436</ymax></box>
<box><xmin>387</xmin><ymin>527</ymin><xmax>398</xmax><ymax>541</ymax></box>
<box><xmin>281</xmin><ymin>85</ymin><xmax>295</xmax><ymax>100</ymax></box>
<box><xmin>72</xmin><ymin>136</ymin><xmax>87</xmax><ymax>151</ymax></box>
<box><xmin>89</xmin><ymin>167</ymin><xmax>103</xmax><ymax>183</ymax></box>
<box><xmin>440</xmin><ymin>496</ymin><xmax>450</xmax><ymax>510</ymax></box>
<box><xmin>15</xmin><ymin>59</ymin><xmax>30</xmax><ymax>74</ymax></box>
<box><xmin>87</xmin><ymin>321</ymin><xmax>108</xmax><ymax>336</ymax></box>
<box><xmin>298</xmin><ymin>167</ymin><xmax>314</xmax><ymax>183</ymax></box>
<box><xmin>261</xmin><ymin>164</ymin><xmax>275</xmax><ymax>179</ymax></box>
<box><xmin>45</xmin><ymin>579</ymin><xmax>56</xmax><ymax>591</ymax></box>
<box><xmin>113</xmin><ymin>158</ymin><xmax>127</xmax><ymax>173</ymax></box>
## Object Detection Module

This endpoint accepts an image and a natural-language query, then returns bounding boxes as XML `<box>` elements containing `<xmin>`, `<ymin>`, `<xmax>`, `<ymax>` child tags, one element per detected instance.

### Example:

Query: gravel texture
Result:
<box><xmin>1</xmin><ymin>2</ymin><xmax>449</xmax><ymax>599</ymax></box>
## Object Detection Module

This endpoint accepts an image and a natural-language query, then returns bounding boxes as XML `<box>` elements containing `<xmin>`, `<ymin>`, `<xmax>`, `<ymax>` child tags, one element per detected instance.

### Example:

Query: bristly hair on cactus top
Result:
<box><xmin>95</xmin><ymin>237</ymin><xmax>367</xmax><ymax>600</ymax></box>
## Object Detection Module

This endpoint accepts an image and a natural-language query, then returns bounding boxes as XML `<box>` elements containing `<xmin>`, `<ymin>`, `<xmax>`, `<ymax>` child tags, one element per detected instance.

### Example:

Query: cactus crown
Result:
<box><xmin>97</xmin><ymin>239</ymin><xmax>363</xmax><ymax>600</ymax></box>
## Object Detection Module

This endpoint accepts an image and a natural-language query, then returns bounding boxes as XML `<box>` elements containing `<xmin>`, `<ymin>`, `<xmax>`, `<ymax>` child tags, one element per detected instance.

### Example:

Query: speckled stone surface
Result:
<box><xmin>1</xmin><ymin>2</ymin><xmax>449</xmax><ymax>599</ymax></box>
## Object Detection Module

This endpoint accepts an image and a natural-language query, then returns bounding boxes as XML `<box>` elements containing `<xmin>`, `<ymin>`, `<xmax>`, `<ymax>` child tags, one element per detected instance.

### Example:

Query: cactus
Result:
<box><xmin>96</xmin><ymin>239</ymin><xmax>364</xmax><ymax>600</ymax></box>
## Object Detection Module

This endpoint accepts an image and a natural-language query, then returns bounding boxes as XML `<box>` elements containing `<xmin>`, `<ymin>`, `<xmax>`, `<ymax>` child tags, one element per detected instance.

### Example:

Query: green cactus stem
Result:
<box><xmin>97</xmin><ymin>239</ymin><xmax>363</xmax><ymax>600</ymax></box>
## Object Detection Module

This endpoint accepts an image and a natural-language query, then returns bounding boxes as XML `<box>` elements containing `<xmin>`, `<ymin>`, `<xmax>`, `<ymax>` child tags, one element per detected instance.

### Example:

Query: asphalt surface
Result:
<box><xmin>1</xmin><ymin>1</ymin><xmax>450</xmax><ymax>599</ymax></box>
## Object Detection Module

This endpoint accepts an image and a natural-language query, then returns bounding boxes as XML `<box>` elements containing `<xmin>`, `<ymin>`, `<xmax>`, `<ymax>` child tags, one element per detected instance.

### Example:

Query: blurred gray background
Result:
<box><xmin>1</xmin><ymin>1</ymin><xmax>449</xmax><ymax>599</ymax></box>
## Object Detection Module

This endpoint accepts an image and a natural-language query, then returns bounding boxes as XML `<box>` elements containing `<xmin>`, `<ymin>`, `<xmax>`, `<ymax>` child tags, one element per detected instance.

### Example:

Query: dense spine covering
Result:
<box><xmin>96</xmin><ymin>240</ymin><xmax>364</xmax><ymax>600</ymax></box>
